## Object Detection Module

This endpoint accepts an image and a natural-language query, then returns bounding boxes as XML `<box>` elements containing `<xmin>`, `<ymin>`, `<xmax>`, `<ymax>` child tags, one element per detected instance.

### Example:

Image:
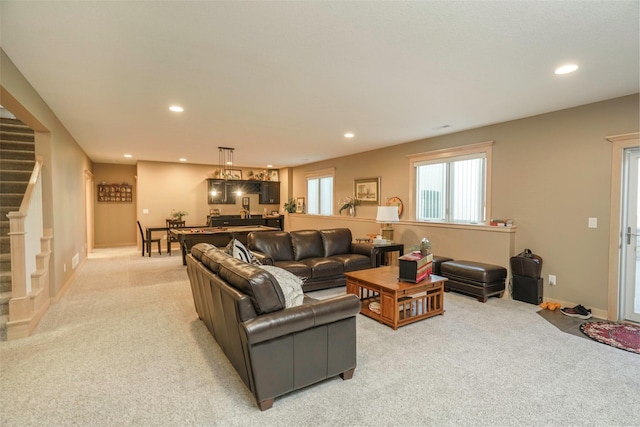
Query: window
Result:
<box><xmin>306</xmin><ymin>169</ymin><xmax>334</xmax><ymax>215</ymax></box>
<box><xmin>410</xmin><ymin>141</ymin><xmax>493</xmax><ymax>224</ymax></box>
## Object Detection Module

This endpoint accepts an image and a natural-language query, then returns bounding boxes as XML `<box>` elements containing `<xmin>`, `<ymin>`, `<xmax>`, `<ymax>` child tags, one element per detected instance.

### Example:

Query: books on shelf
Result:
<box><xmin>490</xmin><ymin>218</ymin><xmax>514</xmax><ymax>227</ymax></box>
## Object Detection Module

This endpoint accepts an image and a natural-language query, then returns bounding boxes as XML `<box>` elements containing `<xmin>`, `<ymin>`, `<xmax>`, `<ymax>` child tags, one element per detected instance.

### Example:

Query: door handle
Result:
<box><xmin>626</xmin><ymin>227</ymin><xmax>639</xmax><ymax>245</ymax></box>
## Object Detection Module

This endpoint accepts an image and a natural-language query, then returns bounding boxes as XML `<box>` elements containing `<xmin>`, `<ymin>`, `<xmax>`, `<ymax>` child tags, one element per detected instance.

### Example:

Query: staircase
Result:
<box><xmin>0</xmin><ymin>117</ymin><xmax>36</xmax><ymax>340</ymax></box>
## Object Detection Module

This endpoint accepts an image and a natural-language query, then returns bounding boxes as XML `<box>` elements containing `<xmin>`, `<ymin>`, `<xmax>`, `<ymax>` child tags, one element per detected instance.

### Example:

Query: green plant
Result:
<box><xmin>338</xmin><ymin>195</ymin><xmax>360</xmax><ymax>214</ymax></box>
<box><xmin>283</xmin><ymin>198</ymin><xmax>296</xmax><ymax>213</ymax></box>
<box><xmin>170</xmin><ymin>209</ymin><xmax>188</xmax><ymax>220</ymax></box>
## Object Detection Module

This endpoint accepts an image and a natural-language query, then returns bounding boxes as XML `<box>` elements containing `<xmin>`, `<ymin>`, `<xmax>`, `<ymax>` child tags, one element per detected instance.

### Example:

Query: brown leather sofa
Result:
<box><xmin>247</xmin><ymin>228</ymin><xmax>376</xmax><ymax>291</ymax></box>
<box><xmin>186</xmin><ymin>242</ymin><xmax>361</xmax><ymax>410</ymax></box>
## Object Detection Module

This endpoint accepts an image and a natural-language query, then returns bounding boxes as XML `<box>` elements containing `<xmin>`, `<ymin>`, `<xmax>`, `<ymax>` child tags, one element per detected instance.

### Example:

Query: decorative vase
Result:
<box><xmin>349</xmin><ymin>206</ymin><xmax>355</xmax><ymax>217</ymax></box>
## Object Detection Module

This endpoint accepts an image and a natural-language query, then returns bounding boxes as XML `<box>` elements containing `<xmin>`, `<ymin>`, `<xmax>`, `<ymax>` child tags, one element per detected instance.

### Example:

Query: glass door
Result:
<box><xmin>621</xmin><ymin>147</ymin><xmax>640</xmax><ymax>323</ymax></box>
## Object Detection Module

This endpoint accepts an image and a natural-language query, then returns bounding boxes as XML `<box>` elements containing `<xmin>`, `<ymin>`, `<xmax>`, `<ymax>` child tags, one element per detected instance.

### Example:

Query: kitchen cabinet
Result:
<box><xmin>259</xmin><ymin>181</ymin><xmax>280</xmax><ymax>204</ymax></box>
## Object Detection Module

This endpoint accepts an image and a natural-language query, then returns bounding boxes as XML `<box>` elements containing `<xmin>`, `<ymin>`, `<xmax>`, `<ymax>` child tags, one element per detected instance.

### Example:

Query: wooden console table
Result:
<box><xmin>345</xmin><ymin>266</ymin><xmax>446</xmax><ymax>330</ymax></box>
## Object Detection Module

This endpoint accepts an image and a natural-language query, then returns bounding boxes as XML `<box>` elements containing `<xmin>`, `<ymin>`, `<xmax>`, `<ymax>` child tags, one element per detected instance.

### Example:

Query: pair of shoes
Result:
<box><xmin>540</xmin><ymin>301</ymin><xmax>561</xmax><ymax>311</ymax></box>
<box><xmin>560</xmin><ymin>304</ymin><xmax>592</xmax><ymax>319</ymax></box>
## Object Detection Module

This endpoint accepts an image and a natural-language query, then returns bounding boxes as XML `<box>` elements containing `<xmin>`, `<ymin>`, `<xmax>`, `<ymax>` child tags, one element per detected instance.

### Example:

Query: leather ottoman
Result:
<box><xmin>432</xmin><ymin>255</ymin><xmax>454</xmax><ymax>275</ymax></box>
<box><xmin>440</xmin><ymin>260</ymin><xmax>507</xmax><ymax>302</ymax></box>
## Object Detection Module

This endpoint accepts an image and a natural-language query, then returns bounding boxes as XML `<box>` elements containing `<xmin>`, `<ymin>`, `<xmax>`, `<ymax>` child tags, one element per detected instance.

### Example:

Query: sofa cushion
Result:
<box><xmin>202</xmin><ymin>247</ymin><xmax>286</xmax><ymax>314</ymax></box>
<box><xmin>302</xmin><ymin>258</ymin><xmax>343</xmax><ymax>278</ymax></box>
<box><xmin>258</xmin><ymin>265</ymin><xmax>304</xmax><ymax>308</ymax></box>
<box><xmin>247</xmin><ymin>231</ymin><xmax>295</xmax><ymax>262</ymax></box>
<box><xmin>191</xmin><ymin>243</ymin><xmax>216</xmax><ymax>262</ymax></box>
<box><xmin>329</xmin><ymin>254</ymin><xmax>372</xmax><ymax>272</ymax></box>
<box><xmin>290</xmin><ymin>230</ymin><xmax>324</xmax><ymax>261</ymax></box>
<box><xmin>320</xmin><ymin>228</ymin><xmax>352</xmax><ymax>257</ymax></box>
<box><xmin>273</xmin><ymin>260</ymin><xmax>312</xmax><ymax>280</ymax></box>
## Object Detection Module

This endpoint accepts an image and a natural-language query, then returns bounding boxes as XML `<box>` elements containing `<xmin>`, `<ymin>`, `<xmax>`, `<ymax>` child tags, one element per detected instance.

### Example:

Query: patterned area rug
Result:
<box><xmin>580</xmin><ymin>322</ymin><xmax>640</xmax><ymax>354</ymax></box>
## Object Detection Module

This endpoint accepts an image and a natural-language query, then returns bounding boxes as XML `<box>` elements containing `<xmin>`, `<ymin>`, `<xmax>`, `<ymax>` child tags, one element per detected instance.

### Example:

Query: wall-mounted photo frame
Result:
<box><xmin>354</xmin><ymin>177</ymin><xmax>380</xmax><ymax>205</ymax></box>
<box><xmin>296</xmin><ymin>197</ymin><xmax>305</xmax><ymax>213</ymax></box>
<box><xmin>269</xmin><ymin>169</ymin><xmax>279</xmax><ymax>181</ymax></box>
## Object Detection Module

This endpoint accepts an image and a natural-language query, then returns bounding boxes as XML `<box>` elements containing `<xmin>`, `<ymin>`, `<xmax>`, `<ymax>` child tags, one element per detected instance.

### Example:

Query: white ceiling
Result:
<box><xmin>1</xmin><ymin>1</ymin><xmax>638</xmax><ymax>168</ymax></box>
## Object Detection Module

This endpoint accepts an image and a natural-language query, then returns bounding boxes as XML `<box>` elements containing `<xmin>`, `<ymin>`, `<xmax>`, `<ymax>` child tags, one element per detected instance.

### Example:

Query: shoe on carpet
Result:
<box><xmin>560</xmin><ymin>304</ymin><xmax>592</xmax><ymax>319</ymax></box>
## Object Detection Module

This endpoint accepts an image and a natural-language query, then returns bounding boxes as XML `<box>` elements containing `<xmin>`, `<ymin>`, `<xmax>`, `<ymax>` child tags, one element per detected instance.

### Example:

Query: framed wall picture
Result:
<box><xmin>226</xmin><ymin>169</ymin><xmax>243</xmax><ymax>180</ymax></box>
<box><xmin>269</xmin><ymin>169</ymin><xmax>279</xmax><ymax>181</ymax></box>
<box><xmin>296</xmin><ymin>197</ymin><xmax>305</xmax><ymax>213</ymax></box>
<box><xmin>354</xmin><ymin>177</ymin><xmax>380</xmax><ymax>205</ymax></box>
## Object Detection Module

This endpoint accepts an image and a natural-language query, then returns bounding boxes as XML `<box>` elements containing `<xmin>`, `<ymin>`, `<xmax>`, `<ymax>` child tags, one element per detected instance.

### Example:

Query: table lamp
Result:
<box><xmin>376</xmin><ymin>206</ymin><xmax>400</xmax><ymax>242</ymax></box>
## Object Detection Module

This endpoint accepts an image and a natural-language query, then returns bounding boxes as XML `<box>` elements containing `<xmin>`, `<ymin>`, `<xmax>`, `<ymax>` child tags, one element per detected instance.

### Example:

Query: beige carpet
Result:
<box><xmin>1</xmin><ymin>247</ymin><xmax>639</xmax><ymax>426</ymax></box>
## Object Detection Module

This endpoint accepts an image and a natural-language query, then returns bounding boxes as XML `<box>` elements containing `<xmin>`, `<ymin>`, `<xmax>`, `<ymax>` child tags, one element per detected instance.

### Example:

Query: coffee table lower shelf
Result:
<box><xmin>345</xmin><ymin>267</ymin><xmax>446</xmax><ymax>330</ymax></box>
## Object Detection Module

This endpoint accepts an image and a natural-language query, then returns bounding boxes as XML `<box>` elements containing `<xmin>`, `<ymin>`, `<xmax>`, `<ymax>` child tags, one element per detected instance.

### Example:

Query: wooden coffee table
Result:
<box><xmin>345</xmin><ymin>266</ymin><xmax>446</xmax><ymax>330</ymax></box>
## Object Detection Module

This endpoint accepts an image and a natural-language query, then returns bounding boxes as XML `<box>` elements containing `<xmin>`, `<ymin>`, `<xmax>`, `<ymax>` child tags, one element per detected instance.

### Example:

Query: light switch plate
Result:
<box><xmin>588</xmin><ymin>217</ymin><xmax>597</xmax><ymax>228</ymax></box>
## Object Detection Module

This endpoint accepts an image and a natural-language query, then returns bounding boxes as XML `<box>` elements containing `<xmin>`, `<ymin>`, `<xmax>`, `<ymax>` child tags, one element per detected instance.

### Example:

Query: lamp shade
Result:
<box><xmin>376</xmin><ymin>206</ymin><xmax>399</xmax><ymax>223</ymax></box>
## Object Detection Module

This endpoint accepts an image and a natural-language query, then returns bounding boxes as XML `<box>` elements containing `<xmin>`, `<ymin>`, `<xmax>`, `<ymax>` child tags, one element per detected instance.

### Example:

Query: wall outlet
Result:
<box><xmin>549</xmin><ymin>274</ymin><xmax>557</xmax><ymax>285</ymax></box>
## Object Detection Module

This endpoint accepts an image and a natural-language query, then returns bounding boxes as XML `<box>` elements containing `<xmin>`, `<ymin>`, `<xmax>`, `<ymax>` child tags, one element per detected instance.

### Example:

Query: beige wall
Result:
<box><xmin>93</xmin><ymin>164</ymin><xmax>137</xmax><ymax>247</ymax></box>
<box><xmin>135</xmin><ymin>161</ymin><xmax>281</xmax><ymax>244</ymax></box>
<box><xmin>2</xmin><ymin>44</ymin><xmax>638</xmax><ymax>314</ymax></box>
<box><xmin>1</xmin><ymin>49</ymin><xmax>93</xmax><ymax>298</ymax></box>
<box><xmin>289</xmin><ymin>94</ymin><xmax>640</xmax><ymax>314</ymax></box>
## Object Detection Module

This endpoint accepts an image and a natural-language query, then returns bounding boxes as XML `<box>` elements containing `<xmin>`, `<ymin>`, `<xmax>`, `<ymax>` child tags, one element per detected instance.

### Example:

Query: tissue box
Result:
<box><xmin>398</xmin><ymin>252</ymin><xmax>433</xmax><ymax>283</ymax></box>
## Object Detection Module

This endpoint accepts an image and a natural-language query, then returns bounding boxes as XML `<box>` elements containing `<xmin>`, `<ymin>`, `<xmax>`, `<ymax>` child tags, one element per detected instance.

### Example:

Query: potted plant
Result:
<box><xmin>339</xmin><ymin>195</ymin><xmax>360</xmax><ymax>216</ymax></box>
<box><xmin>283</xmin><ymin>198</ymin><xmax>296</xmax><ymax>213</ymax></box>
<box><xmin>170</xmin><ymin>209</ymin><xmax>188</xmax><ymax>220</ymax></box>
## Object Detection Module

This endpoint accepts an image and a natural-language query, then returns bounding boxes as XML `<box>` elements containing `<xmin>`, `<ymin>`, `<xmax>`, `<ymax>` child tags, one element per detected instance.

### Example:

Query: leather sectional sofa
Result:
<box><xmin>186</xmin><ymin>242</ymin><xmax>361</xmax><ymax>410</ymax></box>
<box><xmin>247</xmin><ymin>228</ymin><xmax>376</xmax><ymax>291</ymax></box>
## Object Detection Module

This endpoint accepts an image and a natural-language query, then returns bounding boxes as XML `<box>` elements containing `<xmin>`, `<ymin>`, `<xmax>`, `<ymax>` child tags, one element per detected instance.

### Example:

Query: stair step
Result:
<box><xmin>0</xmin><ymin>139</ymin><xmax>35</xmax><ymax>151</ymax></box>
<box><xmin>0</xmin><ymin>219</ymin><xmax>9</xmax><ymax>233</ymax></box>
<box><xmin>0</xmin><ymin>158</ymin><xmax>35</xmax><ymax>171</ymax></box>
<box><xmin>0</xmin><ymin>291</ymin><xmax>10</xmax><ymax>316</ymax></box>
<box><xmin>0</xmin><ymin>169</ymin><xmax>31</xmax><ymax>181</ymax></box>
<box><xmin>0</xmin><ymin>314</ymin><xmax>7</xmax><ymax>341</ymax></box>
<box><xmin>0</xmin><ymin>131</ymin><xmax>35</xmax><ymax>143</ymax></box>
<box><xmin>0</xmin><ymin>271</ymin><xmax>11</xmax><ymax>294</ymax></box>
<box><xmin>0</xmin><ymin>194</ymin><xmax>23</xmax><ymax>208</ymax></box>
<box><xmin>0</xmin><ymin>148</ymin><xmax>35</xmax><ymax>161</ymax></box>
<box><xmin>0</xmin><ymin>253</ymin><xmax>11</xmax><ymax>271</ymax></box>
<box><xmin>0</xmin><ymin>236</ymin><xmax>9</xmax><ymax>253</ymax></box>
<box><xmin>0</xmin><ymin>181</ymin><xmax>29</xmax><ymax>194</ymax></box>
<box><xmin>0</xmin><ymin>205</ymin><xmax>20</xmax><ymax>218</ymax></box>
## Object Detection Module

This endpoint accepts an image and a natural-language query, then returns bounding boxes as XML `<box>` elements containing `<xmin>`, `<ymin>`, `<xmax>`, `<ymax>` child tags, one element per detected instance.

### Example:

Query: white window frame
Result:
<box><xmin>305</xmin><ymin>168</ymin><xmax>335</xmax><ymax>215</ymax></box>
<box><xmin>408</xmin><ymin>141</ymin><xmax>493</xmax><ymax>224</ymax></box>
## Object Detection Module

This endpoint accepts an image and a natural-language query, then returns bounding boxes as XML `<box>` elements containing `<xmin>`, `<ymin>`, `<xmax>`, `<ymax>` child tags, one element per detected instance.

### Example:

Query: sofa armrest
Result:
<box><xmin>250</xmin><ymin>250</ymin><xmax>274</xmax><ymax>265</ymax></box>
<box><xmin>351</xmin><ymin>242</ymin><xmax>376</xmax><ymax>268</ymax></box>
<box><xmin>242</xmin><ymin>294</ymin><xmax>360</xmax><ymax>345</ymax></box>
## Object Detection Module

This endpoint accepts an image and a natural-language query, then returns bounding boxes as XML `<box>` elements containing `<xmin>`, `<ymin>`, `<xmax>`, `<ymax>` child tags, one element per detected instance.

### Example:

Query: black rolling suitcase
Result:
<box><xmin>510</xmin><ymin>249</ymin><xmax>543</xmax><ymax>304</ymax></box>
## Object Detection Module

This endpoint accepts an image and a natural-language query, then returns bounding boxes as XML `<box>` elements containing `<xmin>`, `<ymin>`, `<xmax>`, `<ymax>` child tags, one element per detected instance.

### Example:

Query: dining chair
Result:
<box><xmin>166</xmin><ymin>219</ymin><xmax>185</xmax><ymax>255</ymax></box>
<box><xmin>137</xmin><ymin>221</ymin><xmax>161</xmax><ymax>257</ymax></box>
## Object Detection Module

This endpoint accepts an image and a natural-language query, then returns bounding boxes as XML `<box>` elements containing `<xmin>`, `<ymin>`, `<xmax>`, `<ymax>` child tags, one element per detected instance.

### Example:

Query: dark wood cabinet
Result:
<box><xmin>207</xmin><ymin>179</ymin><xmax>237</xmax><ymax>204</ymax></box>
<box><xmin>259</xmin><ymin>181</ymin><xmax>280</xmax><ymax>204</ymax></box>
<box><xmin>207</xmin><ymin>179</ymin><xmax>280</xmax><ymax>205</ymax></box>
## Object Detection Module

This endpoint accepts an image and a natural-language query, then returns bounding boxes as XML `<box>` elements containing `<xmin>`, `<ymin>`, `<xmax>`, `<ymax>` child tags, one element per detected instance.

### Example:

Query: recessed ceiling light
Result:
<box><xmin>344</xmin><ymin>133</ymin><xmax>355</xmax><ymax>138</ymax></box>
<box><xmin>179</xmin><ymin>158</ymin><xmax>187</xmax><ymax>162</ymax></box>
<box><xmin>554</xmin><ymin>64</ymin><xmax>578</xmax><ymax>75</ymax></box>
<box><xmin>267</xmin><ymin>164</ymin><xmax>273</xmax><ymax>168</ymax></box>
<box><xmin>169</xmin><ymin>105</ymin><xmax>184</xmax><ymax>112</ymax></box>
<box><xmin>124</xmin><ymin>154</ymin><xmax>132</xmax><ymax>158</ymax></box>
